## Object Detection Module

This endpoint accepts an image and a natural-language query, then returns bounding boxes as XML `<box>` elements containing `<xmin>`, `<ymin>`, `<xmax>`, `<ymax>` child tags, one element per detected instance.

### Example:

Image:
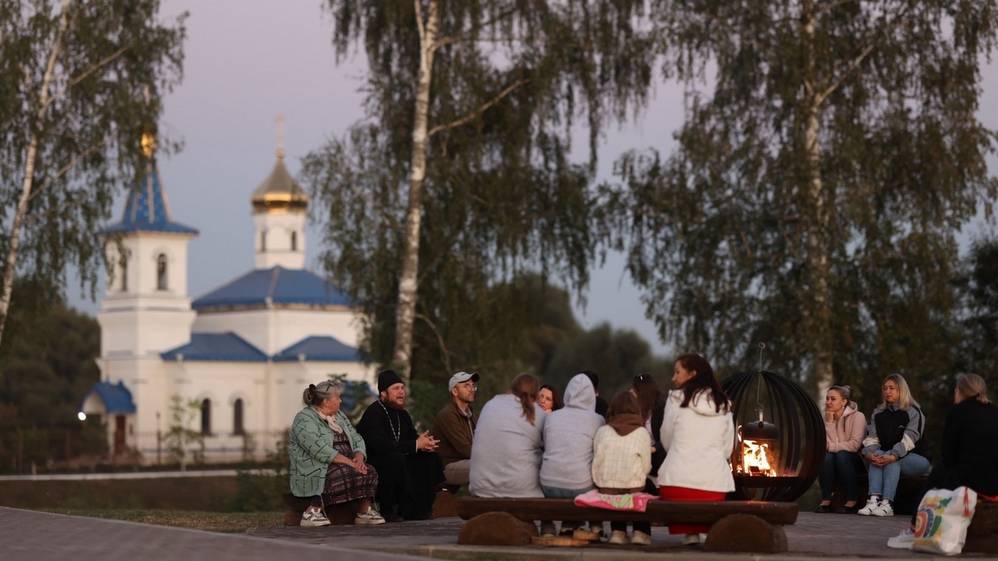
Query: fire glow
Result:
<box><xmin>737</xmin><ymin>438</ymin><xmax>778</xmax><ymax>477</ymax></box>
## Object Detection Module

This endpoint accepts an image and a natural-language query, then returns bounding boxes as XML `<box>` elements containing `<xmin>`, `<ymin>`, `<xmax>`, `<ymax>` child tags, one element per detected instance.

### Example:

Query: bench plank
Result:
<box><xmin>456</xmin><ymin>497</ymin><xmax>798</xmax><ymax>525</ymax></box>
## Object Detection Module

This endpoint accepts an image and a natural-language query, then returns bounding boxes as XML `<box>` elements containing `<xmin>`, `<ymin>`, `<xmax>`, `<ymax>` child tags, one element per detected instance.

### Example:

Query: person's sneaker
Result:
<box><xmin>300</xmin><ymin>506</ymin><xmax>330</xmax><ymax>527</ymax></box>
<box><xmin>887</xmin><ymin>528</ymin><xmax>915</xmax><ymax>549</ymax></box>
<box><xmin>682</xmin><ymin>533</ymin><xmax>701</xmax><ymax>546</ymax></box>
<box><xmin>631</xmin><ymin>530</ymin><xmax>652</xmax><ymax>546</ymax></box>
<box><xmin>871</xmin><ymin>500</ymin><xmax>894</xmax><ymax>517</ymax></box>
<box><xmin>857</xmin><ymin>496</ymin><xmax>881</xmax><ymax>516</ymax></box>
<box><xmin>572</xmin><ymin>527</ymin><xmax>602</xmax><ymax>542</ymax></box>
<box><xmin>608</xmin><ymin>530</ymin><xmax>628</xmax><ymax>544</ymax></box>
<box><xmin>354</xmin><ymin>508</ymin><xmax>386</xmax><ymax>525</ymax></box>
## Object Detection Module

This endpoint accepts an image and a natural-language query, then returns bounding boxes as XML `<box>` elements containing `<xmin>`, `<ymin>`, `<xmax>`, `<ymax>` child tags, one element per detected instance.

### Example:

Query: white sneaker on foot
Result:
<box><xmin>630</xmin><ymin>530</ymin><xmax>651</xmax><ymax>545</ymax></box>
<box><xmin>300</xmin><ymin>506</ymin><xmax>330</xmax><ymax>527</ymax></box>
<box><xmin>354</xmin><ymin>508</ymin><xmax>386</xmax><ymax>525</ymax></box>
<box><xmin>857</xmin><ymin>496</ymin><xmax>881</xmax><ymax>516</ymax></box>
<box><xmin>887</xmin><ymin>528</ymin><xmax>915</xmax><ymax>549</ymax></box>
<box><xmin>608</xmin><ymin>530</ymin><xmax>628</xmax><ymax>544</ymax></box>
<box><xmin>682</xmin><ymin>533</ymin><xmax>701</xmax><ymax>546</ymax></box>
<box><xmin>871</xmin><ymin>500</ymin><xmax>894</xmax><ymax>517</ymax></box>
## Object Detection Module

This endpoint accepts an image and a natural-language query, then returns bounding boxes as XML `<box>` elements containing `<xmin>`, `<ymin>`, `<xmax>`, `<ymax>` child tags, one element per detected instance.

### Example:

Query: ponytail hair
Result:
<box><xmin>956</xmin><ymin>373</ymin><xmax>990</xmax><ymax>404</ymax></box>
<box><xmin>511</xmin><ymin>373</ymin><xmax>541</xmax><ymax>425</ymax></box>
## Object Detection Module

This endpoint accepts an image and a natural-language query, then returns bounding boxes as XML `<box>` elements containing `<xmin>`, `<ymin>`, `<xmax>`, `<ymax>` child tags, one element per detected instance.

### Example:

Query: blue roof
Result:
<box><xmin>104</xmin><ymin>163</ymin><xmax>198</xmax><ymax>235</ymax></box>
<box><xmin>192</xmin><ymin>266</ymin><xmax>352</xmax><ymax>311</ymax></box>
<box><xmin>161</xmin><ymin>332</ymin><xmax>268</xmax><ymax>362</ymax></box>
<box><xmin>82</xmin><ymin>381</ymin><xmax>136</xmax><ymax>414</ymax></box>
<box><xmin>273</xmin><ymin>336</ymin><xmax>362</xmax><ymax>362</ymax></box>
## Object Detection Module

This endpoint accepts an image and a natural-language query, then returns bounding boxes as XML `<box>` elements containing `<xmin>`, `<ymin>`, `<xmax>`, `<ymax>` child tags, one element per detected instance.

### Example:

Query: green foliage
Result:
<box><xmin>607</xmin><ymin>1</ymin><xmax>998</xmax><ymax>395</ymax></box>
<box><xmin>0</xmin><ymin>279</ymin><xmax>105</xmax><ymax>472</ymax></box>
<box><xmin>162</xmin><ymin>395</ymin><xmax>204</xmax><ymax>471</ymax></box>
<box><xmin>306</xmin><ymin>1</ymin><xmax>655</xmax><ymax>380</ymax></box>
<box><xmin>0</xmin><ymin>0</ymin><xmax>186</xmax><ymax>305</ymax></box>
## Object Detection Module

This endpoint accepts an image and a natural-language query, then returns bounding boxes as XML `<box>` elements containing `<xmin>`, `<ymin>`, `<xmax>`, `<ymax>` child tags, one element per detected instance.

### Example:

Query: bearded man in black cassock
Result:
<box><xmin>356</xmin><ymin>369</ymin><xmax>445</xmax><ymax>521</ymax></box>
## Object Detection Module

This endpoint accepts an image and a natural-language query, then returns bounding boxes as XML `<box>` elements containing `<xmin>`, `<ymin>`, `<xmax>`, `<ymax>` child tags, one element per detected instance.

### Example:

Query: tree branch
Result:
<box><xmin>815</xmin><ymin>3</ymin><xmax>913</xmax><ymax>105</ymax></box>
<box><xmin>415</xmin><ymin>312</ymin><xmax>453</xmax><ymax>374</ymax></box>
<box><xmin>28</xmin><ymin>136</ymin><xmax>112</xmax><ymax>202</ymax></box>
<box><xmin>433</xmin><ymin>7</ymin><xmax>518</xmax><ymax>50</ymax></box>
<box><xmin>414</xmin><ymin>0</ymin><xmax>426</xmax><ymax>44</ymax></box>
<box><xmin>427</xmin><ymin>78</ymin><xmax>529</xmax><ymax>137</ymax></box>
<box><xmin>67</xmin><ymin>44</ymin><xmax>129</xmax><ymax>88</ymax></box>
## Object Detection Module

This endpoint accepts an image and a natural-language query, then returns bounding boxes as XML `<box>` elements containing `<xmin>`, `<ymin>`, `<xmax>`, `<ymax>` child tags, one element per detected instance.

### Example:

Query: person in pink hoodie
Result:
<box><xmin>816</xmin><ymin>385</ymin><xmax>866</xmax><ymax>513</ymax></box>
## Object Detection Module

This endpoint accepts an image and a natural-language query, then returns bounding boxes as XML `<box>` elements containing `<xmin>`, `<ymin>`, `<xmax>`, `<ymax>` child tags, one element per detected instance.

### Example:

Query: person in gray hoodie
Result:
<box><xmin>538</xmin><ymin>374</ymin><xmax>606</xmax><ymax>537</ymax></box>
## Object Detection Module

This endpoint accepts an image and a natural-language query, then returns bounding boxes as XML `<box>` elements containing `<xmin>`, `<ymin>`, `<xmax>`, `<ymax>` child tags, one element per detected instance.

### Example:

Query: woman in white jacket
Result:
<box><xmin>658</xmin><ymin>353</ymin><xmax>735</xmax><ymax>546</ymax></box>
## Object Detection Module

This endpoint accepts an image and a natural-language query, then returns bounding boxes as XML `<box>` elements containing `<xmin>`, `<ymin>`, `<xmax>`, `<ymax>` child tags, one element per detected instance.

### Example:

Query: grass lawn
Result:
<box><xmin>42</xmin><ymin>509</ymin><xmax>285</xmax><ymax>533</ymax></box>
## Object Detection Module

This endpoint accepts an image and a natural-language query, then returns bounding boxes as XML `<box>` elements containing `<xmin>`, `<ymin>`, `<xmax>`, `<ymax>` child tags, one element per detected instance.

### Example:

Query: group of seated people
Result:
<box><xmin>817</xmin><ymin>372</ymin><xmax>998</xmax><ymax>548</ymax></box>
<box><xmin>288</xmin><ymin>355</ymin><xmax>998</xmax><ymax>549</ymax></box>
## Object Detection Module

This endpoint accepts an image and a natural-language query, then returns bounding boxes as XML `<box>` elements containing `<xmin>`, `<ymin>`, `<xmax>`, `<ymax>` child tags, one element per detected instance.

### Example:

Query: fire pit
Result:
<box><xmin>722</xmin><ymin>370</ymin><xmax>825</xmax><ymax>501</ymax></box>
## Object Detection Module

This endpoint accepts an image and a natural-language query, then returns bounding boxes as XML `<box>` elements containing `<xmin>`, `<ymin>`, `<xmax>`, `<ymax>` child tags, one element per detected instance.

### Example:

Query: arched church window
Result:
<box><xmin>119</xmin><ymin>254</ymin><xmax>128</xmax><ymax>292</ymax></box>
<box><xmin>233</xmin><ymin>399</ymin><xmax>244</xmax><ymax>435</ymax></box>
<box><xmin>290</xmin><ymin>231</ymin><xmax>298</xmax><ymax>252</ymax></box>
<box><xmin>156</xmin><ymin>253</ymin><xmax>168</xmax><ymax>290</ymax></box>
<box><xmin>260</xmin><ymin>230</ymin><xmax>267</xmax><ymax>252</ymax></box>
<box><xmin>201</xmin><ymin>398</ymin><xmax>212</xmax><ymax>435</ymax></box>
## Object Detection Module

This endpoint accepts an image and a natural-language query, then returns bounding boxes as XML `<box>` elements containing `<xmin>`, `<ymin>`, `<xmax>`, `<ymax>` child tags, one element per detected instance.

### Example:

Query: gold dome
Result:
<box><xmin>251</xmin><ymin>151</ymin><xmax>308</xmax><ymax>213</ymax></box>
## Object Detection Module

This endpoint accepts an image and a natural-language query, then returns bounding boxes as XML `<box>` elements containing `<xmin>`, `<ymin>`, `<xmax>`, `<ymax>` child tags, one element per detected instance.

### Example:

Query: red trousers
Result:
<box><xmin>659</xmin><ymin>485</ymin><xmax>726</xmax><ymax>534</ymax></box>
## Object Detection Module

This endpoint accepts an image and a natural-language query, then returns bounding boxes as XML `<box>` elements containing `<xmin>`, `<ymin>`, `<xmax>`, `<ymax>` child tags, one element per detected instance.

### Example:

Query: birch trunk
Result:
<box><xmin>0</xmin><ymin>0</ymin><xmax>73</xmax><ymax>348</ymax></box>
<box><xmin>802</xmin><ymin>0</ymin><xmax>834</xmax><ymax>401</ymax></box>
<box><xmin>392</xmin><ymin>0</ymin><xmax>439</xmax><ymax>381</ymax></box>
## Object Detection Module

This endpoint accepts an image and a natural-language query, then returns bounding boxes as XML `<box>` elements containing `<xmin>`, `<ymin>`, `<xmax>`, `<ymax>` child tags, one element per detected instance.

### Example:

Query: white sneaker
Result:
<box><xmin>300</xmin><ymin>506</ymin><xmax>330</xmax><ymax>527</ymax></box>
<box><xmin>857</xmin><ymin>496</ymin><xmax>881</xmax><ymax>516</ymax></box>
<box><xmin>608</xmin><ymin>530</ymin><xmax>628</xmax><ymax>544</ymax></box>
<box><xmin>630</xmin><ymin>530</ymin><xmax>651</xmax><ymax>545</ymax></box>
<box><xmin>682</xmin><ymin>533</ymin><xmax>701</xmax><ymax>546</ymax></box>
<box><xmin>871</xmin><ymin>500</ymin><xmax>894</xmax><ymax>517</ymax></box>
<box><xmin>354</xmin><ymin>507</ymin><xmax>386</xmax><ymax>525</ymax></box>
<box><xmin>887</xmin><ymin>528</ymin><xmax>915</xmax><ymax>549</ymax></box>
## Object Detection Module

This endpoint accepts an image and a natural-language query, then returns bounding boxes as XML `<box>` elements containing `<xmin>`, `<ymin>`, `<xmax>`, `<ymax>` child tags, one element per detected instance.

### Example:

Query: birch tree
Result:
<box><xmin>309</xmin><ymin>0</ymin><xmax>653</xmax><ymax>381</ymax></box>
<box><xmin>609</xmin><ymin>0</ymin><xmax>998</xmax><ymax>396</ymax></box>
<box><xmin>0</xmin><ymin>0</ymin><xmax>186</xmax><ymax>348</ymax></box>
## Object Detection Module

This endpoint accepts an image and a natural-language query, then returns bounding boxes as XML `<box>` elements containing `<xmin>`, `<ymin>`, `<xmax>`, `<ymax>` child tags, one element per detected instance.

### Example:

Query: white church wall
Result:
<box><xmin>191</xmin><ymin>307</ymin><xmax>362</xmax><ymax>355</ymax></box>
<box><xmin>254</xmin><ymin>211</ymin><xmax>305</xmax><ymax>269</ymax></box>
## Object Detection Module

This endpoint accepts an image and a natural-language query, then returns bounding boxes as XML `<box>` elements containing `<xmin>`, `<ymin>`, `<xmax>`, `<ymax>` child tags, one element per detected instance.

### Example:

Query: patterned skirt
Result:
<box><xmin>322</xmin><ymin>430</ymin><xmax>379</xmax><ymax>505</ymax></box>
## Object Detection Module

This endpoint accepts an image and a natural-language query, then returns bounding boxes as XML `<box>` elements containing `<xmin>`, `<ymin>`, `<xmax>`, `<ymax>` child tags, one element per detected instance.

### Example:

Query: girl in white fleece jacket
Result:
<box><xmin>592</xmin><ymin>391</ymin><xmax>653</xmax><ymax>546</ymax></box>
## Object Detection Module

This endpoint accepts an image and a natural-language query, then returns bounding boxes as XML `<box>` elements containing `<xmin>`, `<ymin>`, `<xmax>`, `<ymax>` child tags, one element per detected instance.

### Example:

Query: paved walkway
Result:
<box><xmin>0</xmin><ymin>507</ymin><xmax>423</xmax><ymax>561</ymax></box>
<box><xmin>246</xmin><ymin>512</ymin><xmax>947</xmax><ymax>559</ymax></box>
<box><xmin>6</xmin><ymin>506</ymin><xmax>990</xmax><ymax>560</ymax></box>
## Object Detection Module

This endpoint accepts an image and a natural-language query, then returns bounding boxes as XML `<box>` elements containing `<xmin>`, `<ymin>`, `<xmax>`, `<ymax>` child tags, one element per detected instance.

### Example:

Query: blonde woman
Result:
<box><xmin>858</xmin><ymin>374</ymin><xmax>931</xmax><ymax>516</ymax></box>
<box><xmin>816</xmin><ymin>385</ymin><xmax>866</xmax><ymax>513</ymax></box>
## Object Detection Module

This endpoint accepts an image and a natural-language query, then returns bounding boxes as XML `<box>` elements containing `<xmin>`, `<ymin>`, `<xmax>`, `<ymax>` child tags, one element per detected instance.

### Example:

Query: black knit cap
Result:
<box><xmin>377</xmin><ymin>369</ymin><xmax>404</xmax><ymax>393</ymax></box>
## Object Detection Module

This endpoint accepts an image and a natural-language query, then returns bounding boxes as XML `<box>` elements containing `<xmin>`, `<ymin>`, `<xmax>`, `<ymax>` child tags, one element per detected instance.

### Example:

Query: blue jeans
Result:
<box><xmin>819</xmin><ymin>451</ymin><xmax>862</xmax><ymax>501</ymax></box>
<box><xmin>867</xmin><ymin>452</ymin><xmax>931</xmax><ymax>501</ymax></box>
<box><xmin>542</xmin><ymin>485</ymin><xmax>593</xmax><ymax>498</ymax></box>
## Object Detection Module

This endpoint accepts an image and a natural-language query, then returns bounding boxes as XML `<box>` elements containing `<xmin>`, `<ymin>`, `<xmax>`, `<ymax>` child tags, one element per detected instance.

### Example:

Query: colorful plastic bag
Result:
<box><xmin>573</xmin><ymin>490</ymin><xmax>657</xmax><ymax>512</ymax></box>
<box><xmin>912</xmin><ymin>486</ymin><xmax>978</xmax><ymax>556</ymax></box>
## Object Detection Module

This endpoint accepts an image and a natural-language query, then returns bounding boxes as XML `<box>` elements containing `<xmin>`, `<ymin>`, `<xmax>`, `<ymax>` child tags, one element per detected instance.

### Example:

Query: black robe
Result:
<box><xmin>356</xmin><ymin>400</ymin><xmax>444</xmax><ymax>519</ymax></box>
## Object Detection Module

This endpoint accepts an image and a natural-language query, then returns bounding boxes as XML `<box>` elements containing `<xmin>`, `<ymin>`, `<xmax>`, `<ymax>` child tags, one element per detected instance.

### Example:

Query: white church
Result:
<box><xmin>80</xmin><ymin>136</ymin><xmax>373</xmax><ymax>463</ymax></box>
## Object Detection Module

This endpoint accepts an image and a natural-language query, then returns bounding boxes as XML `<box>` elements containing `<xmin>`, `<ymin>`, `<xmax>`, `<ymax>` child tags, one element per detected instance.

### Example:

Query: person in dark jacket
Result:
<box><xmin>858</xmin><ymin>373</ymin><xmax>932</xmax><ymax>517</ymax></box>
<box><xmin>432</xmin><ymin>371</ymin><xmax>479</xmax><ymax>486</ymax></box>
<box><xmin>356</xmin><ymin>369</ymin><xmax>445</xmax><ymax>521</ymax></box>
<box><xmin>887</xmin><ymin>373</ymin><xmax>998</xmax><ymax>549</ymax></box>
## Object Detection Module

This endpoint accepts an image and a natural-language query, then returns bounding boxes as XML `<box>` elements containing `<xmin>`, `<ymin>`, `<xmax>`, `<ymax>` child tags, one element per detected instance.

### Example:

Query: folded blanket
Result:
<box><xmin>573</xmin><ymin>490</ymin><xmax>657</xmax><ymax>512</ymax></box>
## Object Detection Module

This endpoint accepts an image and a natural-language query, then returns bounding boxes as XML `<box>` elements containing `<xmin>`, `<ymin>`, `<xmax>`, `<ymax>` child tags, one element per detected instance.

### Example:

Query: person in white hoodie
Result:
<box><xmin>658</xmin><ymin>353</ymin><xmax>735</xmax><ymax>546</ymax></box>
<box><xmin>538</xmin><ymin>374</ymin><xmax>605</xmax><ymax>537</ymax></box>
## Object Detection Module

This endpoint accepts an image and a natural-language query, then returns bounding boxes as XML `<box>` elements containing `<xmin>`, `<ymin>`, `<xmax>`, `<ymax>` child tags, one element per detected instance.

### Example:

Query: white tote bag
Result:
<box><xmin>912</xmin><ymin>486</ymin><xmax>978</xmax><ymax>556</ymax></box>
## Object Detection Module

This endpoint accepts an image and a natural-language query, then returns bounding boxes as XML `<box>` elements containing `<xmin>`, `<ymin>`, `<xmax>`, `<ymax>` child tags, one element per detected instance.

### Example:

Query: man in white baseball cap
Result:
<box><xmin>431</xmin><ymin>371</ymin><xmax>480</xmax><ymax>486</ymax></box>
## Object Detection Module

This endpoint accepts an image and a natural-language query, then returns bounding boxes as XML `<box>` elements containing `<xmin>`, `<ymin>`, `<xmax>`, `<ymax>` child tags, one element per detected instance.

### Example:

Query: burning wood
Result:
<box><xmin>737</xmin><ymin>439</ymin><xmax>778</xmax><ymax>477</ymax></box>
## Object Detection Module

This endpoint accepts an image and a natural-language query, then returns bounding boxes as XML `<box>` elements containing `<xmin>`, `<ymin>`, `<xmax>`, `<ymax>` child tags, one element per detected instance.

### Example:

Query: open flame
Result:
<box><xmin>736</xmin><ymin>439</ymin><xmax>778</xmax><ymax>477</ymax></box>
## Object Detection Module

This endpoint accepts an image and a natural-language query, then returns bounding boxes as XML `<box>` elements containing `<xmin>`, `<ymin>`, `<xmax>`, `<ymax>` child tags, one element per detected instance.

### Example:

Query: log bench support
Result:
<box><xmin>456</xmin><ymin>497</ymin><xmax>797</xmax><ymax>553</ymax></box>
<box><xmin>965</xmin><ymin>501</ymin><xmax>998</xmax><ymax>554</ymax></box>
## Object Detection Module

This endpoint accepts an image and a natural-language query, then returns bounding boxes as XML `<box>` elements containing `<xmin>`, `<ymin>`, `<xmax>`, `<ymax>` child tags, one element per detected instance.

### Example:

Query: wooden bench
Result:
<box><xmin>456</xmin><ymin>497</ymin><xmax>798</xmax><ymax>552</ymax></box>
<box><xmin>965</xmin><ymin>500</ymin><xmax>998</xmax><ymax>554</ymax></box>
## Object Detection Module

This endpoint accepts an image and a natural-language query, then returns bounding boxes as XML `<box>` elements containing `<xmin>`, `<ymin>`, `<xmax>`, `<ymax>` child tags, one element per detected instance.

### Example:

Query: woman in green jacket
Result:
<box><xmin>289</xmin><ymin>380</ymin><xmax>384</xmax><ymax>527</ymax></box>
